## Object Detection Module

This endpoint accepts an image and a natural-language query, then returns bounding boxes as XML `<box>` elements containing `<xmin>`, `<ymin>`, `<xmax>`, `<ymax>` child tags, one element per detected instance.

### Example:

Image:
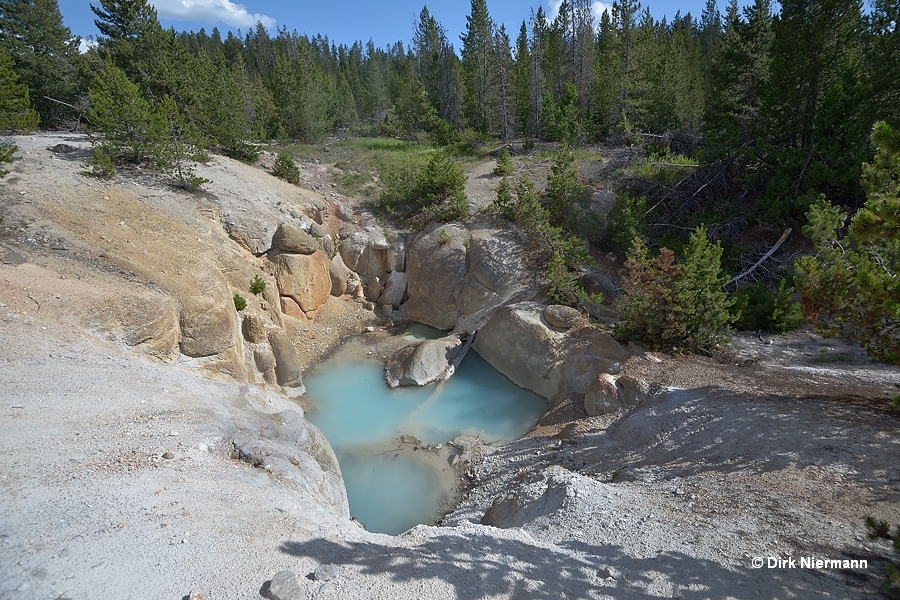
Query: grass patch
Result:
<box><xmin>631</xmin><ymin>150</ymin><xmax>698</xmax><ymax>187</ymax></box>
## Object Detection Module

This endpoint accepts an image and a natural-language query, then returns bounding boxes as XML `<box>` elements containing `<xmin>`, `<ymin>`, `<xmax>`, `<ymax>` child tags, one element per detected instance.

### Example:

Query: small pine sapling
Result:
<box><xmin>249</xmin><ymin>274</ymin><xmax>266</xmax><ymax>295</ymax></box>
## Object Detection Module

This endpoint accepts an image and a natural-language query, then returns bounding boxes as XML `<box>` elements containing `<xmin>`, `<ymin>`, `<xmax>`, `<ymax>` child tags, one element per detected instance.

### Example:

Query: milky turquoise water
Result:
<box><xmin>303</xmin><ymin>338</ymin><xmax>547</xmax><ymax>534</ymax></box>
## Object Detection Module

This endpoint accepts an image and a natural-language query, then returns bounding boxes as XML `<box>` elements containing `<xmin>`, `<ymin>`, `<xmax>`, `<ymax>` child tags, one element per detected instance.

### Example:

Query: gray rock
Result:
<box><xmin>405</xmin><ymin>225</ymin><xmax>468</xmax><ymax>330</ymax></box>
<box><xmin>265</xmin><ymin>569</ymin><xmax>302</xmax><ymax>600</ymax></box>
<box><xmin>267</xmin><ymin>329</ymin><xmax>303</xmax><ymax>388</ymax></box>
<box><xmin>326</xmin><ymin>254</ymin><xmax>354</xmax><ymax>297</ymax></box>
<box><xmin>365</xmin><ymin>277</ymin><xmax>383</xmax><ymax>302</ymax></box>
<box><xmin>598</xmin><ymin>566</ymin><xmax>623</xmax><ymax>580</ymax></box>
<box><xmin>223</xmin><ymin>215</ymin><xmax>276</xmax><ymax>254</ymax></box>
<box><xmin>179</xmin><ymin>295</ymin><xmax>237</xmax><ymax>358</ymax></box>
<box><xmin>233</xmin><ymin>411</ymin><xmax>348</xmax><ymax>518</ymax></box>
<box><xmin>562</xmin><ymin>328</ymin><xmax>627</xmax><ymax>395</ymax></box>
<box><xmin>584</xmin><ymin>373</ymin><xmax>625</xmax><ymax>416</ymax></box>
<box><xmin>610</xmin><ymin>466</ymin><xmax>644</xmax><ymax>483</ymax></box>
<box><xmin>314</xmin><ymin>564</ymin><xmax>340</xmax><ymax>582</ymax></box>
<box><xmin>338</xmin><ymin>227</ymin><xmax>399</xmax><ymax>281</ymax></box>
<box><xmin>474</xmin><ymin>301</ymin><xmax>563</xmax><ymax>399</ymax></box>
<box><xmin>385</xmin><ymin>336</ymin><xmax>463</xmax><ymax>387</ymax></box>
<box><xmin>618</xmin><ymin>376</ymin><xmax>651</xmax><ymax>405</ymax></box>
<box><xmin>242</xmin><ymin>314</ymin><xmax>267</xmax><ymax>344</ymax></box>
<box><xmin>581</xmin><ymin>272</ymin><xmax>618</xmax><ymax>302</ymax></box>
<box><xmin>405</xmin><ymin>220</ymin><xmax>538</xmax><ymax>332</ymax></box>
<box><xmin>543</xmin><ymin>305</ymin><xmax>584</xmax><ymax>329</ymax></box>
<box><xmin>276</xmin><ymin>223</ymin><xmax>320</xmax><ymax>254</ymax></box>
<box><xmin>481</xmin><ymin>467</ymin><xmax>576</xmax><ymax>528</ymax></box>
<box><xmin>376</xmin><ymin>271</ymin><xmax>408</xmax><ymax>308</ymax></box>
<box><xmin>309</xmin><ymin>222</ymin><xmax>330</xmax><ymax>239</ymax></box>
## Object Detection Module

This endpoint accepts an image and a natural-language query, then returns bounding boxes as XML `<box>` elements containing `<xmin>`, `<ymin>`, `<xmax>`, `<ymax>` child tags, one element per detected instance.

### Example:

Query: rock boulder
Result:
<box><xmin>273</xmin><ymin>250</ymin><xmax>331</xmax><ymax>313</ymax></box>
<box><xmin>179</xmin><ymin>295</ymin><xmax>238</xmax><ymax>358</ymax></box>
<box><xmin>543</xmin><ymin>305</ymin><xmax>584</xmax><ymax>329</ymax></box>
<box><xmin>385</xmin><ymin>336</ymin><xmax>463</xmax><ymax>388</ymax></box>
<box><xmin>338</xmin><ymin>226</ymin><xmax>403</xmax><ymax>281</ymax></box>
<box><xmin>584</xmin><ymin>373</ymin><xmax>626</xmax><ymax>416</ymax></box>
<box><xmin>377</xmin><ymin>270</ymin><xmax>408</xmax><ymax>308</ymax></box>
<box><xmin>222</xmin><ymin>215</ymin><xmax>276</xmax><ymax>255</ymax></box>
<box><xmin>276</xmin><ymin>223</ymin><xmax>320</xmax><ymax>255</ymax></box>
<box><xmin>267</xmin><ymin>329</ymin><xmax>304</xmax><ymax>388</ymax></box>
<box><xmin>474</xmin><ymin>301</ymin><xmax>564</xmax><ymax>399</ymax></box>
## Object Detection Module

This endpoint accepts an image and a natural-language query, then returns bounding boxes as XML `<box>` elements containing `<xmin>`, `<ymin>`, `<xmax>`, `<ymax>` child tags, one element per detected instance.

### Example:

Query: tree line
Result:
<box><xmin>0</xmin><ymin>0</ymin><xmax>897</xmax><ymax>363</ymax></box>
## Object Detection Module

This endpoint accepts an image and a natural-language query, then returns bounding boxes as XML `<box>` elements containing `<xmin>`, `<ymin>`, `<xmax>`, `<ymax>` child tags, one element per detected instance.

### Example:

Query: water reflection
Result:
<box><xmin>303</xmin><ymin>340</ymin><xmax>546</xmax><ymax>534</ymax></box>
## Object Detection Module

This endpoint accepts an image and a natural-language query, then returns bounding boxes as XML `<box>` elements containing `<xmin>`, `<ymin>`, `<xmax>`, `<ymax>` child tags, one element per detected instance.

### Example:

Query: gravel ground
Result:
<box><xmin>1</xmin><ymin>134</ymin><xmax>898</xmax><ymax>600</ymax></box>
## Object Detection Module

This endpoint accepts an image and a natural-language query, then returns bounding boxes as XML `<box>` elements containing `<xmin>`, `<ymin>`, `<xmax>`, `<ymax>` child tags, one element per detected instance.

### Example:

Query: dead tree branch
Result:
<box><xmin>726</xmin><ymin>228</ymin><xmax>792</xmax><ymax>287</ymax></box>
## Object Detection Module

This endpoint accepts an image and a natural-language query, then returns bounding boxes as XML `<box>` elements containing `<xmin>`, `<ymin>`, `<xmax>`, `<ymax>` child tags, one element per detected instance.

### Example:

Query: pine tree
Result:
<box><xmin>546</xmin><ymin>143</ymin><xmax>583</xmax><ymax>227</ymax></box>
<box><xmin>494</xmin><ymin>24</ymin><xmax>513</xmax><ymax>140</ymax></box>
<box><xmin>90</xmin><ymin>0</ymin><xmax>161</xmax><ymax>82</ymax></box>
<box><xmin>460</xmin><ymin>0</ymin><xmax>495</xmax><ymax>133</ymax></box>
<box><xmin>795</xmin><ymin>121</ymin><xmax>900</xmax><ymax>363</ymax></box>
<box><xmin>412</xmin><ymin>7</ymin><xmax>442</xmax><ymax>114</ymax></box>
<box><xmin>512</xmin><ymin>21</ymin><xmax>531</xmax><ymax>136</ymax></box>
<box><xmin>0</xmin><ymin>46</ymin><xmax>39</xmax><ymax>177</ymax></box>
<box><xmin>617</xmin><ymin>225</ymin><xmax>734</xmax><ymax>353</ymax></box>
<box><xmin>0</xmin><ymin>0</ymin><xmax>82</xmax><ymax>126</ymax></box>
<box><xmin>761</xmin><ymin>0</ymin><xmax>865</xmax><ymax>220</ymax></box>
<box><xmin>154</xmin><ymin>94</ymin><xmax>209</xmax><ymax>190</ymax></box>
<box><xmin>86</xmin><ymin>62</ymin><xmax>163</xmax><ymax>165</ymax></box>
<box><xmin>0</xmin><ymin>46</ymin><xmax>39</xmax><ymax>131</ymax></box>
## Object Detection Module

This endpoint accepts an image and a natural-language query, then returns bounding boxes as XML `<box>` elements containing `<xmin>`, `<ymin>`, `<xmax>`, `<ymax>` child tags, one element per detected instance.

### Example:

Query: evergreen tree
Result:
<box><xmin>703</xmin><ymin>0</ymin><xmax>773</xmax><ymax>153</ymax></box>
<box><xmin>761</xmin><ymin>0</ymin><xmax>866</xmax><ymax>220</ymax></box>
<box><xmin>90</xmin><ymin>0</ymin><xmax>161</xmax><ymax>81</ymax></box>
<box><xmin>494</xmin><ymin>24</ymin><xmax>513</xmax><ymax>140</ymax></box>
<box><xmin>412</xmin><ymin>6</ymin><xmax>442</xmax><ymax>113</ymax></box>
<box><xmin>0</xmin><ymin>45</ymin><xmax>39</xmax><ymax>131</ymax></box>
<box><xmin>154</xmin><ymin>94</ymin><xmax>209</xmax><ymax>190</ymax></box>
<box><xmin>86</xmin><ymin>61</ymin><xmax>163</xmax><ymax>165</ymax></box>
<box><xmin>794</xmin><ymin>121</ymin><xmax>900</xmax><ymax>363</ymax></box>
<box><xmin>460</xmin><ymin>0</ymin><xmax>495</xmax><ymax>132</ymax></box>
<box><xmin>546</xmin><ymin>143</ymin><xmax>583</xmax><ymax>227</ymax></box>
<box><xmin>617</xmin><ymin>225</ymin><xmax>734</xmax><ymax>353</ymax></box>
<box><xmin>0</xmin><ymin>0</ymin><xmax>82</xmax><ymax>126</ymax></box>
<box><xmin>512</xmin><ymin>21</ymin><xmax>531</xmax><ymax>135</ymax></box>
<box><xmin>864</xmin><ymin>0</ymin><xmax>900</xmax><ymax>128</ymax></box>
<box><xmin>0</xmin><ymin>46</ymin><xmax>39</xmax><ymax>177</ymax></box>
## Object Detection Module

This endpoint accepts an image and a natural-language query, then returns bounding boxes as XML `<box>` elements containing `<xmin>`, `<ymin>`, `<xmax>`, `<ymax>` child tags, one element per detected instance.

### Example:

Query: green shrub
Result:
<box><xmin>82</xmin><ymin>146</ymin><xmax>116</xmax><ymax>179</ymax></box>
<box><xmin>616</xmin><ymin>226</ymin><xmax>735</xmax><ymax>353</ymax></box>
<box><xmin>249</xmin><ymin>274</ymin><xmax>266</xmax><ymax>295</ymax></box>
<box><xmin>546</xmin><ymin>144</ymin><xmax>585</xmax><ymax>228</ymax></box>
<box><xmin>233</xmin><ymin>293</ymin><xmax>247</xmax><ymax>311</ymax></box>
<box><xmin>634</xmin><ymin>150</ymin><xmax>698</xmax><ymax>187</ymax></box>
<box><xmin>794</xmin><ymin>123</ymin><xmax>900</xmax><ymax>364</ymax></box>
<box><xmin>865</xmin><ymin>517</ymin><xmax>900</xmax><ymax>597</ymax></box>
<box><xmin>377</xmin><ymin>150</ymin><xmax>468</xmax><ymax>222</ymax></box>
<box><xmin>223</xmin><ymin>141</ymin><xmax>260</xmax><ymax>164</ymax></box>
<box><xmin>607</xmin><ymin>191</ymin><xmax>648</xmax><ymax>248</ymax></box>
<box><xmin>493</xmin><ymin>148</ymin><xmax>514</xmax><ymax>177</ymax></box>
<box><xmin>490</xmin><ymin>175</ymin><xmax>514</xmax><ymax>218</ymax></box>
<box><xmin>0</xmin><ymin>143</ymin><xmax>15</xmax><ymax>178</ymax></box>
<box><xmin>436</xmin><ymin>229</ymin><xmax>451</xmax><ymax>246</ymax></box>
<box><xmin>273</xmin><ymin>151</ymin><xmax>300</xmax><ymax>184</ymax></box>
<box><xmin>732</xmin><ymin>280</ymin><xmax>803</xmax><ymax>333</ymax></box>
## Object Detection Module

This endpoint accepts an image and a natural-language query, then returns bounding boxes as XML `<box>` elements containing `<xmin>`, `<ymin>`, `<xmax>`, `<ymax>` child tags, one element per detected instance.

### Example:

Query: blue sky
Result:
<box><xmin>59</xmin><ymin>0</ymin><xmax>725</xmax><ymax>49</ymax></box>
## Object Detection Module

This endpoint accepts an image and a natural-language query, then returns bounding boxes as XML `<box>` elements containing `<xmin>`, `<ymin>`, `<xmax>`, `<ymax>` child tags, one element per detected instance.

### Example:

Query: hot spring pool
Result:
<box><xmin>303</xmin><ymin>338</ymin><xmax>546</xmax><ymax>534</ymax></box>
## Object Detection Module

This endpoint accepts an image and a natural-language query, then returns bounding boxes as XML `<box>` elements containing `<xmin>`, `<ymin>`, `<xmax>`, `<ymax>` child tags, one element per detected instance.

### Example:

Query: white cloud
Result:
<box><xmin>78</xmin><ymin>37</ymin><xmax>98</xmax><ymax>54</ymax></box>
<box><xmin>547</xmin><ymin>0</ymin><xmax>564</xmax><ymax>21</ymax></box>
<box><xmin>592</xmin><ymin>2</ymin><xmax>613</xmax><ymax>21</ymax></box>
<box><xmin>152</xmin><ymin>0</ymin><xmax>275</xmax><ymax>29</ymax></box>
<box><xmin>546</xmin><ymin>1</ymin><xmax>613</xmax><ymax>26</ymax></box>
